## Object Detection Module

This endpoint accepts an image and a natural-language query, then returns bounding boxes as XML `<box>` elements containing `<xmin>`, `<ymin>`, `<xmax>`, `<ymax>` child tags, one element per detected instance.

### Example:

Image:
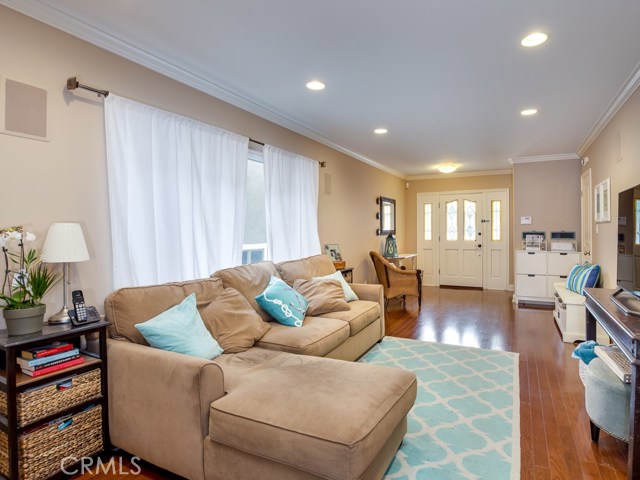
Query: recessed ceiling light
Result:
<box><xmin>520</xmin><ymin>108</ymin><xmax>538</xmax><ymax>116</ymax></box>
<box><xmin>374</xmin><ymin>128</ymin><xmax>388</xmax><ymax>135</ymax></box>
<box><xmin>436</xmin><ymin>163</ymin><xmax>458</xmax><ymax>174</ymax></box>
<box><xmin>306</xmin><ymin>80</ymin><xmax>325</xmax><ymax>91</ymax></box>
<box><xmin>521</xmin><ymin>32</ymin><xmax>548</xmax><ymax>47</ymax></box>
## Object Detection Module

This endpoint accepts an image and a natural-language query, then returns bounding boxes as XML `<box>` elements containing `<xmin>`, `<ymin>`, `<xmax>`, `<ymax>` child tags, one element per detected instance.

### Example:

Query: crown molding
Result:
<box><xmin>0</xmin><ymin>0</ymin><xmax>408</xmax><ymax>180</ymax></box>
<box><xmin>577</xmin><ymin>59</ymin><xmax>640</xmax><ymax>156</ymax></box>
<box><xmin>407</xmin><ymin>169</ymin><xmax>512</xmax><ymax>181</ymax></box>
<box><xmin>508</xmin><ymin>153</ymin><xmax>579</xmax><ymax>165</ymax></box>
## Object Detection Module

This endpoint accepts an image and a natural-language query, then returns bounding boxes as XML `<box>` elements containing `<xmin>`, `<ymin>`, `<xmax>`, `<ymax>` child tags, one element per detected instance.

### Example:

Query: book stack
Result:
<box><xmin>18</xmin><ymin>342</ymin><xmax>84</xmax><ymax>377</ymax></box>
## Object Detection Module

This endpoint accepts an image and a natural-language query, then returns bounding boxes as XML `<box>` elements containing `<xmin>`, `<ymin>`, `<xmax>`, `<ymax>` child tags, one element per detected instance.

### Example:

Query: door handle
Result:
<box><xmin>477</xmin><ymin>244</ymin><xmax>482</xmax><ymax>248</ymax></box>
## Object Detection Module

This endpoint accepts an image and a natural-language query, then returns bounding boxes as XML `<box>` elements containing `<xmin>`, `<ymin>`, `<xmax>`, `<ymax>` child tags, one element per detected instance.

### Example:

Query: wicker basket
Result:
<box><xmin>0</xmin><ymin>405</ymin><xmax>103</xmax><ymax>480</ymax></box>
<box><xmin>0</xmin><ymin>369</ymin><xmax>101</xmax><ymax>427</ymax></box>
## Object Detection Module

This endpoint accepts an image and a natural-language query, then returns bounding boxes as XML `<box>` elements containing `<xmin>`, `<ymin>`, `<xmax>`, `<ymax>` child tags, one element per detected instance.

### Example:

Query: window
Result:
<box><xmin>424</xmin><ymin>203</ymin><xmax>432</xmax><ymax>241</ymax></box>
<box><xmin>491</xmin><ymin>200</ymin><xmax>502</xmax><ymax>241</ymax></box>
<box><xmin>635</xmin><ymin>198</ymin><xmax>640</xmax><ymax>245</ymax></box>
<box><xmin>242</xmin><ymin>150</ymin><xmax>267</xmax><ymax>264</ymax></box>
<box><xmin>446</xmin><ymin>200</ymin><xmax>458</xmax><ymax>241</ymax></box>
<box><xmin>463</xmin><ymin>200</ymin><xmax>476</xmax><ymax>241</ymax></box>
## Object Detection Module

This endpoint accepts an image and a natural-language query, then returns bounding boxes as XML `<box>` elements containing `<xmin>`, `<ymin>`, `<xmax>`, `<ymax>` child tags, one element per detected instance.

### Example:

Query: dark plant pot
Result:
<box><xmin>3</xmin><ymin>305</ymin><xmax>46</xmax><ymax>336</ymax></box>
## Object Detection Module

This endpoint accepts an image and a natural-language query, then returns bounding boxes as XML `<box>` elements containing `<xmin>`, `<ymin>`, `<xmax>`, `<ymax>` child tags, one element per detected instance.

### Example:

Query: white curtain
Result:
<box><xmin>105</xmin><ymin>95</ymin><xmax>249</xmax><ymax>289</ymax></box>
<box><xmin>263</xmin><ymin>145</ymin><xmax>321</xmax><ymax>262</ymax></box>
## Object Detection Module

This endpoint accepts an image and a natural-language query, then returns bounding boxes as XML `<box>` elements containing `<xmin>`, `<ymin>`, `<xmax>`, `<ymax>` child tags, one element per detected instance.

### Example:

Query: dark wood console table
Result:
<box><xmin>585</xmin><ymin>288</ymin><xmax>640</xmax><ymax>480</ymax></box>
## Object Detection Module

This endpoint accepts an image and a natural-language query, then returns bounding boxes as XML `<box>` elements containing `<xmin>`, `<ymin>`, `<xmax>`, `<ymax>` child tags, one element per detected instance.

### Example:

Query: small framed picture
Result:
<box><xmin>324</xmin><ymin>244</ymin><xmax>342</xmax><ymax>262</ymax></box>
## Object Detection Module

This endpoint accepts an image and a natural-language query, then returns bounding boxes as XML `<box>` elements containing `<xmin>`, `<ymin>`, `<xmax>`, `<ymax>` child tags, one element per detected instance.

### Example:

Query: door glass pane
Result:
<box><xmin>424</xmin><ymin>203</ymin><xmax>432</xmax><ymax>241</ymax></box>
<box><xmin>463</xmin><ymin>200</ymin><xmax>476</xmax><ymax>241</ymax></box>
<box><xmin>635</xmin><ymin>198</ymin><xmax>640</xmax><ymax>245</ymax></box>
<box><xmin>446</xmin><ymin>200</ymin><xmax>458</xmax><ymax>241</ymax></box>
<box><xmin>491</xmin><ymin>200</ymin><xmax>502</xmax><ymax>241</ymax></box>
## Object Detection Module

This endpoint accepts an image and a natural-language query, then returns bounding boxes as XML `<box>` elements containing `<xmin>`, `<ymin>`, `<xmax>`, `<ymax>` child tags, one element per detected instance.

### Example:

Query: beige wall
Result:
<box><xmin>405</xmin><ymin>174</ymin><xmax>514</xmax><ymax>282</ymax></box>
<box><xmin>512</xmin><ymin>160</ymin><xmax>582</xmax><ymax>260</ymax></box>
<box><xmin>584</xmin><ymin>85</ymin><xmax>640</xmax><ymax>287</ymax></box>
<box><xmin>0</xmin><ymin>7</ymin><xmax>404</xmax><ymax>322</ymax></box>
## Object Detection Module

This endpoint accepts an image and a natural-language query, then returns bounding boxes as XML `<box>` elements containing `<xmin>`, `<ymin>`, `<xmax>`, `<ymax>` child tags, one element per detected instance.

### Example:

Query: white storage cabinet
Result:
<box><xmin>515</xmin><ymin>251</ymin><xmax>581</xmax><ymax>304</ymax></box>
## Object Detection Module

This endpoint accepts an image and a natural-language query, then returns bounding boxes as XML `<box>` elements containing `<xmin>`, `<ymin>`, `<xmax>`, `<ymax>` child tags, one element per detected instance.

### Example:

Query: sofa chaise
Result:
<box><xmin>105</xmin><ymin>254</ymin><xmax>417</xmax><ymax>479</ymax></box>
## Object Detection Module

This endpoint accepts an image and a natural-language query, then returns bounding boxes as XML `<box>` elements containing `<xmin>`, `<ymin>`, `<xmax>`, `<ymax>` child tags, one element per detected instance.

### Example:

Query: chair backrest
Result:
<box><xmin>369</xmin><ymin>251</ymin><xmax>391</xmax><ymax>290</ymax></box>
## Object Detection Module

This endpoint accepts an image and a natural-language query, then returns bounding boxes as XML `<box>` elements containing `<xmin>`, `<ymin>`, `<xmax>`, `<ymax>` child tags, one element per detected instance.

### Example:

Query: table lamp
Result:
<box><xmin>41</xmin><ymin>223</ymin><xmax>90</xmax><ymax>324</ymax></box>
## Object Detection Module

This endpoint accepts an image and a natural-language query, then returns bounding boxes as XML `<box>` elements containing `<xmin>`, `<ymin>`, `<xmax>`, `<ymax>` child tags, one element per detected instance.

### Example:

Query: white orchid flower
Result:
<box><xmin>0</xmin><ymin>233</ymin><xmax>8</xmax><ymax>248</ymax></box>
<box><xmin>24</xmin><ymin>232</ymin><xmax>36</xmax><ymax>243</ymax></box>
<box><xmin>8</xmin><ymin>231</ymin><xmax>21</xmax><ymax>240</ymax></box>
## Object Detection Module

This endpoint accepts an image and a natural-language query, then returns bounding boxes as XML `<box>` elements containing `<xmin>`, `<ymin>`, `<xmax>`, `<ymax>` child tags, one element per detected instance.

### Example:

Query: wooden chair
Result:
<box><xmin>369</xmin><ymin>251</ymin><xmax>423</xmax><ymax>309</ymax></box>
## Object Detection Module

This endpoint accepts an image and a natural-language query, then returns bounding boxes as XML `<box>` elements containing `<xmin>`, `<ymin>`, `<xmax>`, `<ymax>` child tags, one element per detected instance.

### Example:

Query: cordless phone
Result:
<box><xmin>70</xmin><ymin>290</ymin><xmax>101</xmax><ymax>326</ymax></box>
<box><xmin>72</xmin><ymin>290</ymin><xmax>87</xmax><ymax>322</ymax></box>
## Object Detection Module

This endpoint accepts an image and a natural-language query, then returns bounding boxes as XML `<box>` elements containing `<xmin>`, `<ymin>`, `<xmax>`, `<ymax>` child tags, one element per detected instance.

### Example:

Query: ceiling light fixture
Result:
<box><xmin>520</xmin><ymin>108</ymin><xmax>538</xmax><ymax>116</ymax></box>
<box><xmin>374</xmin><ymin>128</ymin><xmax>388</xmax><ymax>134</ymax></box>
<box><xmin>436</xmin><ymin>164</ymin><xmax>458</xmax><ymax>174</ymax></box>
<box><xmin>306</xmin><ymin>80</ymin><xmax>325</xmax><ymax>91</ymax></box>
<box><xmin>521</xmin><ymin>32</ymin><xmax>548</xmax><ymax>47</ymax></box>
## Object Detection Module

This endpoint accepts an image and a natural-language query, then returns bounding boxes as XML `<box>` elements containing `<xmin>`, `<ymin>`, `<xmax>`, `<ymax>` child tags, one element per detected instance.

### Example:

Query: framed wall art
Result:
<box><xmin>595</xmin><ymin>178</ymin><xmax>611</xmax><ymax>223</ymax></box>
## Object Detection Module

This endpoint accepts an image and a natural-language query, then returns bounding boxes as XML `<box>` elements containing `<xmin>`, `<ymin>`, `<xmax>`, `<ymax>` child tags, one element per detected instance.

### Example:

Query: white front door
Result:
<box><xmin>439</xmin><ymin>193</ymin><xmax>484</xmax><ymax>287</ymax></box>
<box><xmin>417</xmin><ymin>194</ymin><xmax>439</xmax><ymax>285</ymax></box>
<box><xmin>581</xmin><ymin>169</ymin><xmax>593</xmax><ymax>263</ymax></box>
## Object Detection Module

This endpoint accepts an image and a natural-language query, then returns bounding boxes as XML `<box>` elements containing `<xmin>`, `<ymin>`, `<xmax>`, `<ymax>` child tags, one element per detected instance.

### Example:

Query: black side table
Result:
<box><xmin>0</xmin><ymin>320</ymin><xmax>110</xmax><ymax>479</ymax></box>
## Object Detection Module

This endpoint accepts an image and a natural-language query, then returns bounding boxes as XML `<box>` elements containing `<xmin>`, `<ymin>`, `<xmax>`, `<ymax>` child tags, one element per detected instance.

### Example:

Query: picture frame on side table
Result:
<box><xmin>324</xmin><ymin>244</ymin><xmax>342</xmax><ymax>262</ymax></box>
<box><xmin>595</xmin><ymin>178</ymin><xmax>611</xmax><ymax>223</ymax></box>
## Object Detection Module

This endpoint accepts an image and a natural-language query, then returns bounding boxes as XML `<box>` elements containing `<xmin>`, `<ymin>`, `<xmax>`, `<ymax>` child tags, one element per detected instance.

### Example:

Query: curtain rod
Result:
<box><xmin>249</xmin><ymin>140</ymin><xmax>326</xmax><ymax>168</ymax></box>
<box><xmin>66</xmin><ymin>77</ymin><xmax>326</xmax><ymax>167</ymax></box>
<box><xmin>67</xmin><ymin>77</ymin><xmax>109</xmax><ymax>97</ymax></box>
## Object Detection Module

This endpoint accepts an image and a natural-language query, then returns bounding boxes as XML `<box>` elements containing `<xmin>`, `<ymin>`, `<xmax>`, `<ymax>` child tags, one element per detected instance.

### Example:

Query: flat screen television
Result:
<box><xmin>616</xmin><ymin>183</ymin><xmax>640</xmax><ymax>297</ymax></box>
<box><xmin>612</xmin><ymin>183</ymin><xmax>640</xmax><ymax>316</ymax></box>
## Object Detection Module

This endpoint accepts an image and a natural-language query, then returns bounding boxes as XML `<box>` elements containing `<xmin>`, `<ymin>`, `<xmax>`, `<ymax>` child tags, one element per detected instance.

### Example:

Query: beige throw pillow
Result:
<box><xmin>199</xmin><ymin>287</ymin><xmax>271</xmax><ymax>353</ymax></box>
<box><xmin>293</xmin><ymin>279</ymin><xmax>351</xmax><ymax>316</ymax></box>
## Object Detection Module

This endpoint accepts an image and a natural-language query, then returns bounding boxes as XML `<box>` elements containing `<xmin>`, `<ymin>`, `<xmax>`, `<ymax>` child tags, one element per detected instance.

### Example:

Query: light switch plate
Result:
<box><xmin>520</xmin><ymin>216</ymin><xmax>532</xmax><ymax>225</ymax></box>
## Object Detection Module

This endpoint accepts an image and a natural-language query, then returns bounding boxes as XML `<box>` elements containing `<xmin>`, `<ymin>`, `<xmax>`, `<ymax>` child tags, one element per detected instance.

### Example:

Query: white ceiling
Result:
<box><xmin>5</xmin><ymin>0</ymin><xmax>640</xmax><ymax>177</ymax></box>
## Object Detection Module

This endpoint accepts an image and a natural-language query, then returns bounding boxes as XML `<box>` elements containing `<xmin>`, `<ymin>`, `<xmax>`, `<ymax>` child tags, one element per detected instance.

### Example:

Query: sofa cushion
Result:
<box><xmin>256</xmin><ymin>316</ymin><xmax>349</xmax><ymax>356</ymax></box>
<box><xmin>135</xmin><ymin>293</ymin><xmax>223</xmax><ymax>359</ymax></box>
<box><xmin>293</xmin><ymin>278</ymin><xmax>350</xmax><ymax>316</ymax></box>
<box><xmin>105</xmin><ymin>278</ymin><xmax>225</xmax><ymax>345</ymax></box>
<box><xmin>276</xmin><ymin>254</ymin><xmax>336</xmax><ymax>286</ymax></box>
<box><xmin>212</xmin><ymin>261</ymin><xmax>279</xmax><ymax>321</ymax></box>
<box><xmin>209</xmin><ymin>353</ymin><xmax>417</xmax><ymax>480</ymax></box>
<box><xmin>256</xmin><ymin>276</ymin><xmax>308</xmax><ymax>327</ymax></box>
<box><xmin>200</xmin><ymin>288</ymin><xmax>271</xmax><ymax>353</ymax></box>
<box><xmin>320</xmin><ymin>300</ymin><xmax>381</xmax><ymax>336</ymax></box>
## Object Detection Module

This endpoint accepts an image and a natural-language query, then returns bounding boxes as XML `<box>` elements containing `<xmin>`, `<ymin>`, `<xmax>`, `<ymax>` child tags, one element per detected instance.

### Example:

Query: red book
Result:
<box><xmin>21</xmin><ymin>357</ymin><xmax>84</xmax><ymax>377</ymax></box>
<box><xmin>21</xmin><ymin>343</ymin><xmax>73</xmax><ymax>360</ymax></box>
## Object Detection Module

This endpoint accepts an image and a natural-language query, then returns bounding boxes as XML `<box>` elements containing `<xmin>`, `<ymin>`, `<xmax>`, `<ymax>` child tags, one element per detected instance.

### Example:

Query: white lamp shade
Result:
<box><xmin>41</xmin><ymin>223</ymin><xmax>90</xmax><ymax>263</ymax></box>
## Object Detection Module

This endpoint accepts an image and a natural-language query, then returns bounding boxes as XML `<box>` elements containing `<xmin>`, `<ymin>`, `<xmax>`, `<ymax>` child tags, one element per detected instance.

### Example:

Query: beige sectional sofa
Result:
<box><xmin>105</xmin><ymin>254</ymin><xmax>417</xmax><ymax>480</ymax></box>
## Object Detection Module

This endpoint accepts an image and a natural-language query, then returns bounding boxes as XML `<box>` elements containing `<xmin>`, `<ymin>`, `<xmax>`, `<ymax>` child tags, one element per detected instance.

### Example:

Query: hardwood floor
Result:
<box><xmin>80</xmin><ymin>287</ymin><xmax>627</xmax><ymax>479</ymax></box>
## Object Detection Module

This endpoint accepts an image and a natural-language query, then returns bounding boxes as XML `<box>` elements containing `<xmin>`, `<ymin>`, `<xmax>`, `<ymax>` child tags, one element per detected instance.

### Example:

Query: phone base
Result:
<box><xmin>48</xmin><ymin>307</ymin><xmax>72</xmax><ymax>325</ymax></box>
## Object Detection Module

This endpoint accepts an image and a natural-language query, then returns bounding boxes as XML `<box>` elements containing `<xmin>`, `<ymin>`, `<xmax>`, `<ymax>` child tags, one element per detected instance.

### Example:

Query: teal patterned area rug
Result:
<box><xmin>360</xmin><ymin>337</ymin><xmax>520</xmax><ymax>480</ymax></box>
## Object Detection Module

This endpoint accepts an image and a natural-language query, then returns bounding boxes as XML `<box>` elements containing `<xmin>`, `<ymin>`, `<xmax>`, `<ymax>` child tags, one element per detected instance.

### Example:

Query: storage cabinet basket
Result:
<box><xmin>0</xmin><ymin>369</ymin><xmax>101</xmax><ymax>427</ymax></box>
<box><xmin>0</xmin><ymin>404</ymin><xmax>102</xmax><ymax>480</ymax></box>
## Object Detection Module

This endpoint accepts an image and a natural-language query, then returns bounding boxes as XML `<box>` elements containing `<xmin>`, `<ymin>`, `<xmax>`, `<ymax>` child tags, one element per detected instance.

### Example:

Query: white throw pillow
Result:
<box><xmin>312</xmin><ymin>271</ymin><xmax>359</xmax><ymax>302</ymax></box>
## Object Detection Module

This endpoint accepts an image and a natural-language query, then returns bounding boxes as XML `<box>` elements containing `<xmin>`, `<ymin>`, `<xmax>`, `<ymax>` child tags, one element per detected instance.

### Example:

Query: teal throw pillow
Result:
<box><xmin>312</xmin><ymin>271</ymin><xmax>359</xmax><ymax>302</ymax></box>
<box><xmin>135</xmin><ymin>293</ymin><xmax>224</xmax><ymax>359</ymax></box>
<box><xmin>255</xmin><ymin>276</ymin><xmax>308</xmax><ymax>327</ymax></box>
<box><xmin>567</xmin><ymin>262</ymin><xmax>601</xmax><ymax>295</ymax></box>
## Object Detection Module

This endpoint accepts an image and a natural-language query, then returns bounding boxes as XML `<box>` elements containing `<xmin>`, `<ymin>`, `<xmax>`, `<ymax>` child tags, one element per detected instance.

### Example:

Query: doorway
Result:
<box><xmin>417</xmin><ymin>189</ymin><xmax>509</xmax><ymax>289</ymax></box>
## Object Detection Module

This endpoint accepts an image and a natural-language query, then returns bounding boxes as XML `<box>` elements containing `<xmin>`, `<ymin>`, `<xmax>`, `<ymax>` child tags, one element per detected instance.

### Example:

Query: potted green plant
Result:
<box><xmin>0</xmin><ymin>226</ymin><xmax>60</xmax><ymax>336</ymax></box>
